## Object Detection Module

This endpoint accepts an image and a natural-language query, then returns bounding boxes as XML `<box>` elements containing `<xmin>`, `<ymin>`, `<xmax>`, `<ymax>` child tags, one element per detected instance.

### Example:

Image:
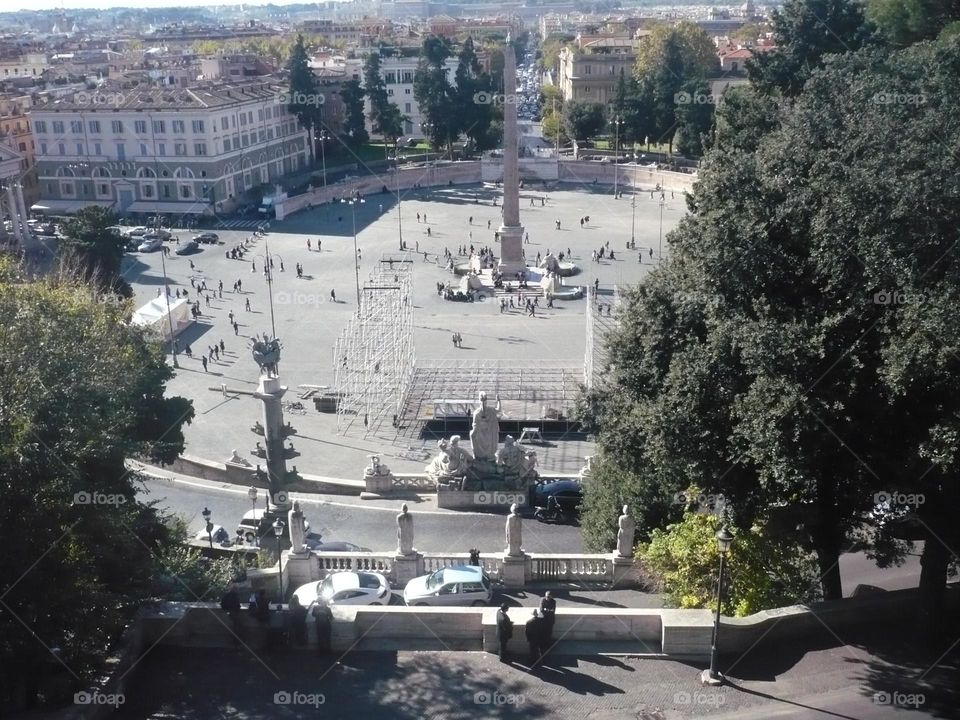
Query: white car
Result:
<box><xmin>137</xmin><ymin>237</ymin><xmax>162</xmax><ymax>252</ymax></box>
<box><xmin>292</xmin><ymin>571</ymin><xmax>390</xmax><ymax>607</ymax></box>
<box><xmin>402</xmin><ymin>565</ymin><xmax>492</xmax><ymax>607</ymax></box>
<box><xmin>127</xmin><ymin>226</ymin><xmax>149</xmax><ymax>237</ymax></box>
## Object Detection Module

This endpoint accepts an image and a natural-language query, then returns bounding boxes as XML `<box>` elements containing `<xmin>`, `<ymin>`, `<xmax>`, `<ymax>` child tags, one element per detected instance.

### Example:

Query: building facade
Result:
<box><xmin>29</xmin><ymin>81</ymin><xmax>310</xmax><ymax>217</ymax></box>
<box><xmin>558</xmin><ymin>42</ymin><xmax>636</xmax><ymax>105</ymax></box>
<box><xmin>0</xmin><ymin>93</ymin><xmax>39</xmax><ymax>206</ymax></box>
<box><xmin>360</xmin><ymin>54</ymin><xmax>458</xmax><ymax>139</ymax></box>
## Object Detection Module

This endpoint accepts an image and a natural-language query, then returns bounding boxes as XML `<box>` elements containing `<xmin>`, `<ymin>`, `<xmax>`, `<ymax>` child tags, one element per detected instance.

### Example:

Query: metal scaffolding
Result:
<box><xmin>584</xmin><ymin>285</ymin><xmax>622</xmax><ymax>390</ymax></box>
<box><xmin>334</xmin><ymin>254</ymin><xmax>415</xmax><ymax>436</ymax></box>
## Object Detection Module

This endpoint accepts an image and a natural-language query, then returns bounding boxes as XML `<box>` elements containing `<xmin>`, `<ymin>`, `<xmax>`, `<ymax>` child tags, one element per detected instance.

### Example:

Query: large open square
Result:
<box><xmin>123</xmin><ymin>182</ymin><xmax>684</xmax><ymax>479</ymax></box>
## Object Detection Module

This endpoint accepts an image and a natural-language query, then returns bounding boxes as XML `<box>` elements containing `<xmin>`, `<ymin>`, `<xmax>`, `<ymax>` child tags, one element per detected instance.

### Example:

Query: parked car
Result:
<box><xmin>137</xmin><ymin>237</ymin><xmax>162</xmax><ymax>252</ymax></box>
<box><xmin>175</xmin><ymin>239</ymin><xmax>199</xmax><ymax>255</ymax></box>
<box><xmin>127</xmin><ymin>226</ymin><xmax>149</xmax><ymax>237</ymax></box>
<box><xmin>402</xmin><ymin>565</ymin><xmax>492</xmax><ymax>607</ymax></box>
<box><xmin>292</xmin><ymin>571</ymin><xmax>390</xmax><ymax>607</ymax></box>
<box><xmin>193</xmin><ymin>232</ymin><xmax>219</xmax><ymax>243</ymax></box>
<box><xmin>194</xmin><ymin>524</ymin><xmax>231</xmax><ymax>544</ymax></box>
<box><xmin>529</xmin><ymin>479</ymin><xmax>584</xmax><ymax>522</ymax></box>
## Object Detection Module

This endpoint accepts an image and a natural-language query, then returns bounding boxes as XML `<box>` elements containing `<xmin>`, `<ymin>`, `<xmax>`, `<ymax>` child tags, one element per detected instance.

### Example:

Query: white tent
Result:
<box><xmin>132</xmin><ymin>296</ymin><xmax>191</xmax><ymax>342</ymax></box>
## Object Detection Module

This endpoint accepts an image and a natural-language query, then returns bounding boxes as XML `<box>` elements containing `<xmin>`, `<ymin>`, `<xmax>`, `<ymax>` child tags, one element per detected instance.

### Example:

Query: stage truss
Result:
<box><xmin>334</xmin><ymin>254</ymin><xmax>415</xmax><ymax>436</ymax></box>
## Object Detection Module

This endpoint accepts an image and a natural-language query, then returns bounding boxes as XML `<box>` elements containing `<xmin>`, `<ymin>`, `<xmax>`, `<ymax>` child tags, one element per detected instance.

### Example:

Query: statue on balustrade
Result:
<box><xmin>397</xmin><ymin>503</ymin><xmax>415</xmax><ymax>556</ymax></box>
<box><xmin>505</xmin><ymin>503</ymin><xmax>523</xmax><ymax>557</ymax></box>
<box><xmin>616</xmin><ymin>505</ymin><xmax>636</xmax><ymax>559</ymax></box>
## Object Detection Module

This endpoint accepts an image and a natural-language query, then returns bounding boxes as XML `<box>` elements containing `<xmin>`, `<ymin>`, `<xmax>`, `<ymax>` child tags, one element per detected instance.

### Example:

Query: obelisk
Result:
<box><xmin>498</xmin><ymin>36</ymin><xmax>525</xmax><ymax>275</ymax></box>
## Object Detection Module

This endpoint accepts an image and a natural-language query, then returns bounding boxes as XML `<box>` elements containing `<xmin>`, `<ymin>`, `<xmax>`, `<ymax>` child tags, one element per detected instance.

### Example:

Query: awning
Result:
<box><xmin>124</xmin><ymin>201</ymin><xmax>214</xmax><ymax>215</ymax></box>
<box><xmin>31</xmin><ymin>199</ymin><xmax>113</xmax><ymax>213</ymax></box>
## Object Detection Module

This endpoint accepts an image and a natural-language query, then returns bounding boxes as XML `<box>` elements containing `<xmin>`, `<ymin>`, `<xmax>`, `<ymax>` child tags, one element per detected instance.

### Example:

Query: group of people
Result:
<box><xmin>496</xmin><ymin>591</ymin><xmax>557</xmax><ymax>664</ymax></box>
<box><xmin>451</xmin><ymin>332</ymin><xmax>464</xmax><ymax>348</ymax></box>
<box><xmin>219</xmin><ymin>587</ymin><xmax>334</xmax><ymax>653</ymax></box>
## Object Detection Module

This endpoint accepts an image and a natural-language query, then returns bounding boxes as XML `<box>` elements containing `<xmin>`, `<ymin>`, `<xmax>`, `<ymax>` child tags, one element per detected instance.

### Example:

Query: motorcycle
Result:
<box><xmin>533</xmin><ymin>500</ymin><xmax>566</xmax><ymax>524</ymax></box>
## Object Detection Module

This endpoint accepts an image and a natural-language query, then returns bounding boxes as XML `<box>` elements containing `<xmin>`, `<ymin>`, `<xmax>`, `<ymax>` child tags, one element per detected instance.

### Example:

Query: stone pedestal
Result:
<box><xmin>500</xmin><ymin>554</ymin><xmax>529</xmax><ymax>589</ymax></box>
<box><xmin>393</xmin><ymin>553</ymin><xmax>423</xmax><ymax>585</ymax></box>
<box><xmin>497</xmin><ymin>225</ymin><xmax>525</xmax><ymax>275</ymax></box>
<box><xmin>285</xmin><ymin>550</ymin><xmax>321</xmax><ymax>588</ymax></box>
<box><xmin>362</xmin><ymin>455</ymin><xmax>396</xmax><ymax>497</ymax></box>
<box><xmin>612</xmin><ymin>555</ymin><xmax>635</xmax><ymax>586</ymax></box>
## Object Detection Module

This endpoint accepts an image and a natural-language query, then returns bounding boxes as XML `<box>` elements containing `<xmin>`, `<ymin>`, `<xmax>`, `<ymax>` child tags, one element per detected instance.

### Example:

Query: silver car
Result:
<box><xmin>402</xmin><ymin>564</ymin><xmax>492</xmax><ymax>607</ymax></box>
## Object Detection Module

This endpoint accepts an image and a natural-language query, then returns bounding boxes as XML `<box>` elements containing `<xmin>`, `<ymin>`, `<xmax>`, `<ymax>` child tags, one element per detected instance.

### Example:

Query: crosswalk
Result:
<box><xmin>216</xmin><ymin>218</ymin><xmax>268</xmax><ymax>230</ymax></box>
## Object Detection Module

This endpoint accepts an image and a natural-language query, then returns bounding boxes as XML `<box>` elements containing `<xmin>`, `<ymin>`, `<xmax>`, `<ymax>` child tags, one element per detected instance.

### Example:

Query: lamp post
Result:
<box><xmin>201</xmin><ymin>506</ymin><xmax>214</xmax><ymax>549</ymax></box>
<box><xmin>319</xmin><ymin>130</ymin><xmax>329</xmax><ymax>188</ymax></box>
<box><xmin>157</xmin><ymin>242</ymin><xmax>179</xmax><ymax>368</ymax></box>
<box><xmin>658</xmin><ymin>193</ymin><xmax>665</xmax><ymax>261</ymax></box>
<box><xmin>255</xmin><ymin>239</ymin><xmax>283</xmax><ymax>342</ymax></box>
<box><xmin>273</xmin><ymin>518</ymin><xmax>286</xmax><ymax>603</ymax></box>
<box><xmin>247</xmin><ymin>486</ymin><xmax>258</xmax><ymax>546</ymax></box>
<box><xmin>702</xmin><ymin>526</ymin><xmax>734</xmax><ymax>686</ymax></box>
<box><xmin>612</xmin><ymin>115</ymin><xmax>622</xmax><ymax>198</ymax></box>
<box><xmin>348</xmin><ymin>196</ymin><xmax>365</xmax><ymax>309</ymax></box>
<box><xmin>630</xmin><ymin>188</ymin><xmax>637</xmax><ymax>250</ymax></box>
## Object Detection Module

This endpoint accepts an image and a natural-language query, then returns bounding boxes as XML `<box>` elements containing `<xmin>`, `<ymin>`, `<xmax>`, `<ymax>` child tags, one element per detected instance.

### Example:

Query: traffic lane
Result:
<box><xmin>138</xmin><ymin>475</ymin><xmax>584</xmax><ymax>554</ymax></box>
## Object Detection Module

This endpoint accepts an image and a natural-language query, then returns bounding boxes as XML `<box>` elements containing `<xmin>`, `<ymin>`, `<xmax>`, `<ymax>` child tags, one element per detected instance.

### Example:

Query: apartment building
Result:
<box><xmin>0</xmin><ymin>93</ymin><xmax>39</xmax><ymax>206</ymax></box>
<box><xmin>29</xmin><ymin>81</ymin><xmax>310</xmax><ymax>216</ymax></box>
<box><xmin>558</xmin><ymin>40</ymin><xmax>637</xmax><ymax>105</ymax></box>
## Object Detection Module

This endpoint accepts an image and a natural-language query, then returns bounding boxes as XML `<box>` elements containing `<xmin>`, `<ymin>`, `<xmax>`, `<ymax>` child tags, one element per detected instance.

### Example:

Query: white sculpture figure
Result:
<box><xmin>425</xmin><ymin>438</ymin><xmax>451</xmax><ymax>477</ymax></box>
<box><xmin>288</xmin><ymin>501</ymin><xmax>308</xmax><ymax>554</ymax></box>
<box><xmin>616</xmin><ymin>505</ymin><xmax>636</xmax><ymax>558</ymax></box>
<box><xmin>397</xmin><ymin>503</ymin><xmax>415</xmax><ymax>555</ymax></box>
<box><xmin>496</xmin><ymin>435</ymin><xmax>527</xmax><ymax>475</ymax></box>
<box><xmin>228</xmin><ymin>449</ymin><xmax>251</xmax><ymax>467</ymax></box>
<box><xmin>539</xmin><ymin>252</ymin><xmax>561</xmax><ymax>276</ymax></box>
<box><xmin>366</xmin><ymin>454</ymin><xmax>382</xmax><ymax>476</ymax></box>
<box><xmin>470</xmin><ymin>391</ymin><xmax>502</xmax><ymax>461</ymax></box>
<box><xmin>447</xmin><ymin>435</ymin><xmax>474</xmax><ymax>475</ymax></box>
<box><xmin>505</xmin><ymin>503</ymin><xmax>523</xmax><ymax>557</ymax></box>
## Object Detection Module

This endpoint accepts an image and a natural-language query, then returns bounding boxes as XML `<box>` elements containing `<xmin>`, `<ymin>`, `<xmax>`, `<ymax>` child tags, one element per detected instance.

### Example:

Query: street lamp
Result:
<box><xmin>158</xmin><ymin>241</ymin><xmax>179</xmax><ymax>368</ymax></box>
<box><xmin>348</xmin><ymin>196</ymin><xmax>365</xmax><ymax>308</ymax></box>
<box><xmin>201</xmin><ymin>506</ymin><xmax>214</xmax><ymax>549</ymax></box>
<box><xmin>612</xmin><ymin>115</ymin><xmax>623</xmax><ymax>198</ymax></box>
<box><xmin>247</xmin><ymin>486</ymin><xmax>258</xmax><ymax>546</ymax></box>
<box><xmin>273</xmin><ymin>518</ymin><xmax>286</xmax><ymax>603</ymax></box>
<box><xmin>703</xmin><ymin>526</ymin><xmax>734</xmax><ymax>686</ymax></box>
<box><xmin>630</xmin><ymin>188</ymin><xmax>637</xmax><ymax>250</ymax></box>
<box><xmin>318</xmin><ymin>130</ymin><xmax>329</xmax><ymax>188</ymax></box>
<box><xmin>658</xmin><ymin>193</ymin><xmax>666</xmax><ymax>261</ymax></box>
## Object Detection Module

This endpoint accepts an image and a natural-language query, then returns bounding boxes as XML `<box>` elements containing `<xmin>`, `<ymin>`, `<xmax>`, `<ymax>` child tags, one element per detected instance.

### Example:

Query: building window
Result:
<box><xmin>259</xmin><ymin>130</ymin><xmax>265</xmax><ymax>143</ymax></box>
<box><xmin>180</xmin><ymin>185</ymin><xmax>191</xmax><ymax>198</ymax></box>
<box><xmin>34</xmin><ymin>120</ymin><xmax>46</xmax><ymax>133</ymax></box>
<box><xmin>158</xmin><ymin>143</ymin><xmax>166</xmax><ymax>156</ymax></box>
<box><xmin>153</xmin><ymin>120</ymin><xmax>165</xmax><ymax>133</ymax></box>
<box><xmin>40</xmin><ymin>142</ymin><xmax>47</xmax><ymax>154</ymax></box>
<box><xmin>163</xmin><ymin>185</ymin><xmax>170</xmax><ymax>198</ymax></box>
<box><xmin>53</xmin><ymin>120</ymin><xmax>64</xmax><ymax>134</ymax></box>
<box><xmin>192</xmin><ymin>119</ymin><xmax>204</xmax><ymax>133</ymax></box>
<box><xmin>61</xmin><ymin>182</ymin><xmax>74</xmax><ymax>196</ymax></box>
<box><xmin>135</xmin><ymin>120</ymin><xmax>147</xmax><ymax>134</ymax></box>
<box><xmin>89</xmin><ymin>120</ymin><xmax>101</xmax><ymax>133</ymax></box>
<box><xmin>194</xmin><ymin>142</ymin><xmax>207</xmax><ymax>156</ymax></box>
<box><xmin>257</xmin><ymin>109</ymin><xmax>263</xmax><ymax>121</ymax></box>
<box><xmin>98</xmin><ymin>183</ymin><xmax>108</xmax><ymax>195</ymax></box>
<box><xmin>111</xmin><ymin>120</ymin><xmax>123</xmax><ymax>133</ymax></box>
<box><xmin>143</xmin><ymin>185</ymin><xmax>154</xmax><ymax>198</ymax></box>
<box><xmin>174</xmin><ymin>143</ymin><xmax>186</xmax><ymax>156</ymax></box>
<box><xmin>140</xmin><ymin>143</ymin><xmax>148</xmax><ymax>156</ymax></box>
<box><xmin>239</xmin><ymin>113</ymin><xmax>247</xmax><ymax>126</ymax></box>
<box><xmin>70</xmin><ymin>120</ymin><xmax>82</xmax><ymax>133</ymax></box>
<box><xmin>248</xmin><ymin>111</ymin><xmax>253</xmax><ymax>123</ymax></box>
<box><xmin>405</xmin><ymin>103</ymin><xmax>411</xmax><ymax>113</ymax></box>
<box><xmin>58</xmin><ymin>143</ymin><xmax>65</xmax><ymax>155</ymax></box>
<box><xmin>172</xmin><ymin>120</ymin><xmax>185</xmax><ymax>133</ymax></box>
<box><xmin>405</xmin><ymin>88</ymin><xmax>411</xmax><ymax>94</ymax></box>
<box><xmin>221</xmin><ymin>116</ymin><xmax>229</xmax><ymax>131</ymax></box>
<box><xmin>223</xmin><ymin>138</ymin><xmax>231</xmax><ymax>151</ymax></box>
<box><xmin>76</xmin><ymin>143</ymin><xmax>83</xmax><ymax>155</ymax></box>
<box><xmin>117</xmin><ymin>144</ymin><xmax>125</xmax><ymax>160</ymax></box>
<box><xmin>585</xmin><ymin>65</ymin><xmax>592</xmax><ymax>75</ymax></box>
<box><xmin>388</xmin><ymin>89</ymin><xmax>394</xmax><ymax>96</ymax></box>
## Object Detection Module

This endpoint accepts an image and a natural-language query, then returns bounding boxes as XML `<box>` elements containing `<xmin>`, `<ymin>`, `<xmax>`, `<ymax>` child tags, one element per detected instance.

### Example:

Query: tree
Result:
<box><xmin>642</xmin><ymin>507</ymin><xmax>820</xmax><ymax>615</ymax></box>
<box><xmin>414</xmin><ymin>36</ymin><xmax>458</xmax><ymax>157</ymax></box>
<box><xmin>674</xmin><ymin>78</ymin><xmax>715</xmax><ymax>156</ymax></box>
<box><xmin>59</xmin><ymin>206</ymin><xmax>129</xmax><ymax>296</ymax></box>
<box><xmin>339</xmin><ymin>78</ymin><xmax>369</xmax><ymax>147</ymax></box>
<box><xmin>748</xmin><ymin>0</ymin><xmax>874</xmax><ymax>96</ymax></box>
<box><xmin>867</xmin><ymin>0</ymin><xmax>960</xmax><ymax>46</ymax></box>
<box><xmin>635</xmin><ymin>21</ymin><xmax>718</xmax><ymax>79</ymax></box>
<box><xmin>286</xmin><ymin>34</ymin><xmax>321</xmax><ymax>161</ymax></box>
<box><xmin>363</xmin><ymin>52</ymin><xmax>403</xmax><ymax>144</ymax></box>
<box><xmin>0</xmin><ymin>259</ymin><xmax>195</xmax><ymax>709</ymax></box>
<box><xmin>577</xmin><ymin>38</ymin><xmax>960</xmax><ymax>621</ymax></box>
<box><xmin>453</xmin><ymin>37</ymin><xmax>497</xmax><ymax>151</ymax></box>
<box><xmin>563</xmin><ymin>101</ymin><xmax>606</xmax><ymax>142</ymax></box>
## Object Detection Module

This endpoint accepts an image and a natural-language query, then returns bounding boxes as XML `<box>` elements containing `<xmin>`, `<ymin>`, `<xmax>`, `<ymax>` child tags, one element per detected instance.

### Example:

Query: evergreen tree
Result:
<box><xmin>286</xmin><ymin>34</ymin><xmax>321</xmax><ymax>161</ymax></box>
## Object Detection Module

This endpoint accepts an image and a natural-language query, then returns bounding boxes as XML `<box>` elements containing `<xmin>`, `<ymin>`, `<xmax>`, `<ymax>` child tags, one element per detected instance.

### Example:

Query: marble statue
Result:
<box><xmin>288</xmin><ymin>501</ymin><xmax>308</xmax><ymax>554</ymax></box>
<box><xmin>228</xmin><ymin>449</ymin><xmax>251</xmax><ymax>467</ymax></box>
<box><xmin>496</xmin><ymin>435</ymin><xmax>527</xmax><ymax>476</ymax></box>
<box><xmin>616</xmin><ymin>505</ymin><xmax>636</xmax><ymax>558</ymax></box>
<box><xmin>505</xmin><ymin>503</ymin><xmax>523</xmax><ymax>557</ymax></box>
<box><xmin>447</xmin><ymin>435</ymin><xmax>474</xmax><ymax>475</ymax></box>
<box><xmin>425</xmin><ymin>438</ymin><xmax>452</xmax><ymax>479</ymax></box>
<box><xmin>470</xmin><ymin>392</ymin><xmax>502</xmax><ymax>461</ymax></box>
<box><xmin>538</xmin><ymin>252</ymin><xmax>561</xmax><ymax>276</ymax></box>
<box><xmin>397</xmin><ymin>503</ymin><xmax>414</xmax><ymax>555</ymax></box>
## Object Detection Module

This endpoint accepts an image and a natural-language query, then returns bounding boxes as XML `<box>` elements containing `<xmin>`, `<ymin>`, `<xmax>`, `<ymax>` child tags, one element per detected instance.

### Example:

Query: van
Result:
<box><xmin>237</xmin><ymin>508</ymin><xmax>309</xmax><ymax>542</ymax></box>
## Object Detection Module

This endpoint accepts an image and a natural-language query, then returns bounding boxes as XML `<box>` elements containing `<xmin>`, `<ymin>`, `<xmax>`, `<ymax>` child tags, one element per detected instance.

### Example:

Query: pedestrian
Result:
<box><xmin>189</xmin><ymin>260</ymin><xmax>195</xmax><ymax>270</ymax></box>
<box><xmin>307</xmin><ymin>239</ymin><xmax>311</xmax><ymax>251</ymax></box>
<box><xmin>424</xmin><ymin>213</ymin><xmax>427</xmax><ymax>223</ymax></box>
<box><xmin>229</xmin><ymin>310</ymin><xmax>234</xmax><ymax>323</ymax></box>
<box><xmin>415</xmin><ymin>240</ymin><xmax>419</xmax><ymax>252</ymax></box>
<box><xmin>416</xmin><ymin>212</ymin><xmax>421</xmax><ymax>223</ymax></box>
<box><xmin>496</xmin><ymin>604</ymin><xmax>513</xmax><ymax>662</ymax></box>
<box><xmin>594</xmin><ymin>278</ymin><xmax>600</xmax><ymax>292</ymax></box>
<box><xmin>526</xmin><ymin>610</ymin><xmax>544</xmax><ymax>665</ymax></box>
<box><xmin>185</xmin><ymin>345</ymin><xmax>192</xmax><ymax>357</ymax></box>
<box><xmin>330</xmin><ymin>289</ymin><xmax>336</xmax><ymax>303</ymax></box>
<box><xmin>251</xmin><ymin>261</ymin><xmax>255</xmax><ymax>273</ymax></box>
<box><xmin>233</xmin><ymin>321</ymin><xmax>239</xmax><ymax>335</ymax></box>
<box><xmin>201</xmin><ymin>356</ymin><xmax>208</xmax><ymax>372</ymax></box>
<box><xmin>539</xmin><ymin>591</ymin><xmax>556</xmax><ymax>654</ymax></box>
<box><xmin>312</xmin><ymin>603</ymin><xmax>332</xmax><ymax>654</ymax></box>
<box><xmin>238</xmin><ymin>279</ymin><xmax>243</xmax><ymax>292</ymax></box>
<box><xmin>219</xmin><ymin>339</ymin><xmax>225</xmax><ymax>353</ymax></box>
<box><xmin>219</xmin><ymin>586</ymin><xmax>242</xmax><ymax>639</ymax></box>
<box><xmin>649</xmin><ymin>247</ymin><xmax>653</xmax><ymax>258</ymax></box>
<box><xmin>245</xmin><ymin>298</ymin><xmax>251</xmax><ymax>311</ymax></box>
<box><xmin>487</xmin><ymin>219</ymin><xmax>491</xmax><ymax>229</ymax></box>
<box><xmin>280</xmin><ymin>260</ymin><xmax>284</xmax><ymax>272</ymax></box>
<box><xmin>287</xmin><ymin>595</ymin><xmax>308</xmax><ymax>646</ymax></box>
<box><xmin>213</xmin><ymin>346</ymin><xmax>220</xmax><ymax>361</ymax></box>
<box><xmin>318</xmin><ymin>240</ymin><xmax>322</xmax><ymax>252</ymax></box>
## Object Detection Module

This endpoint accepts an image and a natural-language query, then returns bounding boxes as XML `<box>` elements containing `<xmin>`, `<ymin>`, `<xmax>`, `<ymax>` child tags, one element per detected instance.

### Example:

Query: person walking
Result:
<box><xmin>307</xmin><ymin>239</ymin><xmax>311</xmax><ymax>251</ymax></box>
<box><xmin>245</xmin><ymin>298</ymin><xmax>251</xmax><ymax>311</ymax></box>
<box><xmin>233</xmin><ymin>321</ymin><xmax>239</xmax><ymax>335</ymax></box>
<box><xmin>526</xmin><ymin>610</ymin><xmax>544</xmax><ymax>665</ymax></box>
<box><xmin>287</xmin><ymin>595</ymin><xmax>308</xmax><ymax>646</ymax></box>
<box><xmin>538</xmin><ymin>591</ymin><xmax>556</xmax><ymax>655</ymax></box>
<box><xmin>312</xmin><ymin>603</ymin><xmax>332</xmax><ymax>654</ymax></box>
<box><xmin>201</xmin><ymin>356</ymin><xmax>208</xmax><ymax>372</ymax></box>
<box><xmin>496</xmin><ymin>604</ymin><xmax>513</xmax><ymax>662</ymax></box>
<box><xmin>219</xmin><ymin>339</ymin><xmax>225</xmax><ymax>353</ymax></box>
<box><xmin>330</xmin><ymin>289</ymin><xmax>336</xmax><ymax>303</ymax></box>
